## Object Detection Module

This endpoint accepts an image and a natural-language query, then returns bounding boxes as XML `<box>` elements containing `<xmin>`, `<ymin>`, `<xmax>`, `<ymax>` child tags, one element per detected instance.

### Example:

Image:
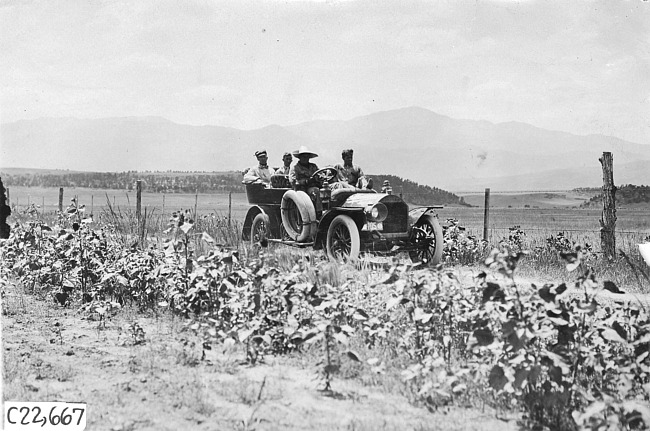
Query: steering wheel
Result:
<box><xmin>310</xmin><ymin>167</ymin><xmax>339</xmax><ymax>187</ymax></box>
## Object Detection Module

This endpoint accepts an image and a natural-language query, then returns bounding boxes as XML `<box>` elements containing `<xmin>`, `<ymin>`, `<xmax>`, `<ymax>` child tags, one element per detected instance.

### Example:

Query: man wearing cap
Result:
<box><xmin>243</xmin><ymin>150</ymin><xmax>275</xmax><ymax>185</ymax></box>
<box><xmin>335</xmin><ymin>149</ymin><xmax>373</xmax><ymax>189</ymax></box>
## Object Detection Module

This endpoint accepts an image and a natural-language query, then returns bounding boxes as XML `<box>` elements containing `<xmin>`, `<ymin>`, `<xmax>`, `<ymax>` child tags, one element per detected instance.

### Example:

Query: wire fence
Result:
<box><xmin>6</xmin><ymin>186</ymin><xmax>650</xmax><ymax>246</ymax></box>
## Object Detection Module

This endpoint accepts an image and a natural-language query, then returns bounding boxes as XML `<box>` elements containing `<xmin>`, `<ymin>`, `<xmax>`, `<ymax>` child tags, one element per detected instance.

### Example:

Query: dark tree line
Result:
<box><xmin>370</xmin><ymin>174</ymin><xmax>469</xmax><ymax>206</ymax></box>
<box><xmin>580</xmin><ymin>184</ymin><xmax>650</xmax><ymax>207</ymax></box>
<box><xmin>0</xmin><ymin>171</ymin><xmax>246</xmax><ymax>194</ymax></box>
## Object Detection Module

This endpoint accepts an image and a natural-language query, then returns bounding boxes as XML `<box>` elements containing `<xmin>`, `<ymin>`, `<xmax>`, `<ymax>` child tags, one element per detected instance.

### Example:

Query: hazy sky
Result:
<box><xmin>1</xmin><ymin>0</ymin><xmax>649</xmax><ymax>144</ymax></box>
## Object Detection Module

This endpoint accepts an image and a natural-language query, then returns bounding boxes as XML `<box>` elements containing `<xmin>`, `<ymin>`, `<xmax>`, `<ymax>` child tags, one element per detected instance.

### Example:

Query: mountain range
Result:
<box><xmin>1</xmin><ymin>107</ymin><xmax>649</xmax><ymax>192</ymax></box>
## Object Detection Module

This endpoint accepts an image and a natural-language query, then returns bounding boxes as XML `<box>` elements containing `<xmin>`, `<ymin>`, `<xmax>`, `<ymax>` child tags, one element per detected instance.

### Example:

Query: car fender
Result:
<box><xmin>408</xmin><ymin>207</ymin><xmax>443</xmax><ymax>231</ymax></box>
<box><xmin>242</xmin><ymin>205</ymin><xmax>281</xmax><ymax>240</ymax></box>
<box><xmin>313</xmin><ymin>208</ymin><xmax>365</xmax><ymax>250</ymax></box>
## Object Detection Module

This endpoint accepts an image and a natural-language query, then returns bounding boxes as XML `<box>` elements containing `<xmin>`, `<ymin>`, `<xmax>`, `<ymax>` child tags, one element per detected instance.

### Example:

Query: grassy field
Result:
<box><xmin>6</xmin><ymin>186</ymin><xmax>252</xmax><ymax>221</ymax></box>
<box><xmin>459</xmin><ymin>190</ymin><xmax>593</xmax><ymax>209</ymax></box>
<box><xmin>7</xmin><ymin>186</ymin><xmax>650</xmax><ymax>249</ymax></box>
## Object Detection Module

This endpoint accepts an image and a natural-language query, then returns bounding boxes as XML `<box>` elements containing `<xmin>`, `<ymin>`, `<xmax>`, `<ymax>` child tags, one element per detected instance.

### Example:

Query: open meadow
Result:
<box><xmin>5</xmin><ymin>186</ymin><xmax>252</xmax><ymax>221</ymax></box>
<box><xmin>7</xmin><ymin>186</ymin><xmax>650</xmax><ymax>257</ymax></box>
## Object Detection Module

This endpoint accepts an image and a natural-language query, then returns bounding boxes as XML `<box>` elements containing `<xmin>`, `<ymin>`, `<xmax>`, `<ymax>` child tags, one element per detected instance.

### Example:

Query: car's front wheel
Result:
<box><xmin>326</xmin><ymin>215</ymin><xmax>360</xmax><ymax>262</ymax></box>
<box><xmin>409</xmin><ymin>215</ymin><xmax>443</xmax><ymax>265</ymax></box>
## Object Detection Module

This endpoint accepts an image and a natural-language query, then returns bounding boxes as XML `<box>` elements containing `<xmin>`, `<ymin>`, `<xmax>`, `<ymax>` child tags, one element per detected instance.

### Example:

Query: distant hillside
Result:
<box><xmin>0</xmin><ymin>169</ymin><xmax>465</xmax><ymax>206</ymax></box>
<box><xmin>3</xmin><ymin>107</ymin><xmax>650</xmax><ymax>192</ymax></box>
<box><xmin>370</xmin><ymin>174</ymin><xmax>469</xmax><ymax>206</ymax></box>
<box><xmin>579</xmin><ymin>184</ymin><xmax>650</xmax><ymax>208</ymax></box>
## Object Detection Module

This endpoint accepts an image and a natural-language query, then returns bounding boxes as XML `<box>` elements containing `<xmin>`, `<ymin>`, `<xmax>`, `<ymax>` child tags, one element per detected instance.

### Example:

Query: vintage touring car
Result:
<box><xmin>241</xmin><ymin>168</ymin><xmax>444</xmax><ymax>263</ymax></box>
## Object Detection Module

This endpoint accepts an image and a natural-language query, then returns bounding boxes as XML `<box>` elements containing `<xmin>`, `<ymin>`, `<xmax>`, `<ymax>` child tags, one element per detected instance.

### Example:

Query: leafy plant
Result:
<box><xmin>442</xmin><ymin>218</ymin><xmax>489</xmax><ymax>265</ymax></box>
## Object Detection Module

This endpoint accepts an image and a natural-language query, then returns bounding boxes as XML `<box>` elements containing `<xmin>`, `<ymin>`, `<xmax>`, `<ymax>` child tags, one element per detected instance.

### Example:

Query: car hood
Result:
<box><xmin>337</xmin><ymin>192</ymin><xmax>400</xmax><ymax>209</ymax></box>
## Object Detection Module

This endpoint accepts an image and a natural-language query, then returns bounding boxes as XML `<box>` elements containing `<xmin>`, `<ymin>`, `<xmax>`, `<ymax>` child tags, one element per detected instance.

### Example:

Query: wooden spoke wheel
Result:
<box><xmin>409</xmin><ymin>215</ymin><xmax>443</xmax><ymax>265</ymax></box>
<box><xmin>326</xmin><ymin>215</ymin><xmax>360</xmax><ymax>262</ymax></box>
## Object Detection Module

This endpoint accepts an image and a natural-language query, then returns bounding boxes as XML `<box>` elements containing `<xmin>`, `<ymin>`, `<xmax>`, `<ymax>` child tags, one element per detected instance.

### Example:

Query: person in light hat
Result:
<box><xmin>335</xmin><ymin>149</ymin><xmax>373</xmax><ymax>189</ymax></box>
<box><xmin>288</xmin><ymin>146</ymin><xmax>319</xmax><ymax>190</ymax></box>
<box><xmin>381</xmin><ymin>179</ymin><xmax>392</xmax><ymax>194</ymax></box>
<box><xmin>243</xmin><ymin>150</ymin><xmax>275</xmax><ymax>185</ymax></box>
<box><xmin>288</xmin><ymin>145</ymin><xmax>323</xmax><ymax>211</ymax></box>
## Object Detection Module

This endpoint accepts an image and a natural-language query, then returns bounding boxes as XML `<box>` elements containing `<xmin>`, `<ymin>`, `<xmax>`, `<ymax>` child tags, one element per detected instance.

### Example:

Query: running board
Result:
<box><xmin>268</xmin><ymin>239</ymin><xmax>314</xmax><ymax>248</ymax></box>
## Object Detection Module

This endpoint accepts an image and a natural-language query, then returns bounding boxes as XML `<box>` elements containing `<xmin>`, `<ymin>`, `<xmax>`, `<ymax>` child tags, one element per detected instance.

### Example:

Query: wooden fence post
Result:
<box><xmin>194</xmin><ymin>189</ymin><xmax>198</xmax><ymax>220</ymax></box>
<box><xmin>136</xmin><ymin>180</ymin><xmax>142</xmax><ymax>221</ymax></box>
<box><xmin>58</xmin><ymin>187</ymin><xmax>64</xmax><ymax>212</ymax></box>
<box><xmin>599</xmin><ymin>152</ymin><xmax>616</xmax><ymax>261</ymax></box>
<box><xmin>483</xmin><ymin>188</ymin><xmax>491</xmax><ymax>242</ymax></box>
<box><xmin>228</xmin><ymin>191</ymin><xmax>232</xmax><ymax>227</ymax></box>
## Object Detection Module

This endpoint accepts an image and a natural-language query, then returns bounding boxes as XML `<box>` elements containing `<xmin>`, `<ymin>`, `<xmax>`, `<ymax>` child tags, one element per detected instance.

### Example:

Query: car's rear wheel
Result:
<box><xmin>326</xmin><ymin>215</ymin><xmax>360</xmax><ymax>262</ymax></box>
<box><xmin>281</xmin><ymin>190</ymin><xmax>316</xmax><ymax>242</ymax></box>
<box><xmin>409</xmin><ymin>215</ymin><xmax>443</xmax><ymax>265</ymax></box>
<box><xmin>250</xmin><ymin>213</ymin><xmax>270</xmax><ymax>244</ymax></box>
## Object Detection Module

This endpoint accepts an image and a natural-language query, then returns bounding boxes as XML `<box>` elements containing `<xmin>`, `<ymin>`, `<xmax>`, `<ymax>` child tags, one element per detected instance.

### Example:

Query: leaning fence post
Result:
<box><xmin>599</xmin><ymin>152</ymin><xmax>617</xmax><ymax>261</ymax></box>
<box><xmin>483</xmin><ymin>188</ymin><xmax>491</xmax><ymax>242</ymax></box>
<box><xmin>58</xmin><ymin>187</ymin><xmax>64</xmax><ymax>212</ymax></box>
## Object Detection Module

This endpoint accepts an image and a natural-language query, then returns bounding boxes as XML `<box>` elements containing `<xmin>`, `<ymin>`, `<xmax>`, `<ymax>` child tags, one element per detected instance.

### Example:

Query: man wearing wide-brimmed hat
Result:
<box><xmin>243</xmin><ymin>150</ymin><xmax>275</xmax><ymax>185</ymax></box>
<box><xmin>289</xmin><ymin>145</ymin><xmax>322</xmax><ymax>212</ymax></box>
<box><xmin>288</xmin><ymin>146</ymin><xmax>319</xmax><ymax>190</ymax></box>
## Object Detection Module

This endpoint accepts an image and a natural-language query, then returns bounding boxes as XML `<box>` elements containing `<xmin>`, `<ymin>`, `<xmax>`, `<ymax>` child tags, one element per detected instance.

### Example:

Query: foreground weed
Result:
<box><xmin>129</xmin><ymin>322</ymin><xmax>146</xmax><ymax>345</ymax></box>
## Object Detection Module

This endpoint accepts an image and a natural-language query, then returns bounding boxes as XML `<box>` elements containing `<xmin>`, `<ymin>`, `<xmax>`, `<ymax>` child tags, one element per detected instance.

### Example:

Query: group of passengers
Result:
<box><xmin>243</xmin><ymin>146</ymin><xmax>375</xmax><ymax>192</ymax></box>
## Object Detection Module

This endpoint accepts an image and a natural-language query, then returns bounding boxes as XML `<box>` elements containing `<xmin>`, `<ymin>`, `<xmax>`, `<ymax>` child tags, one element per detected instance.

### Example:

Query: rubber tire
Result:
<box><xmin>326</xmin><ymin>215</ymin><xmax>360</xmax><ymax>262</ymax></box>
<box><xmin>281</xmin><ymin>190</ymin><xmax>316</xmax><ymax>242</ymax></box>
<box><xmin>409</xmin><ymin>215</ymin><xmax>443</xmax><ymax>265</ymax></box>
<box><xmin>250</xmin><ymin>213</ymin><xmax>270</xmax><ymax>244</ymax></box>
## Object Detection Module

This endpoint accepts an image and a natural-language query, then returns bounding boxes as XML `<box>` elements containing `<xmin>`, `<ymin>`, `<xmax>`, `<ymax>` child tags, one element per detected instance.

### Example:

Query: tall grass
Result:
<box><xmin>99</xmin><ymin>194</ymin><xmax>164</xmax><ymax>246</ymax></box>
<box><xmin>483</xmin><ymin>227</ymin><xmax>650</xmax><ymax>293</ymax></box>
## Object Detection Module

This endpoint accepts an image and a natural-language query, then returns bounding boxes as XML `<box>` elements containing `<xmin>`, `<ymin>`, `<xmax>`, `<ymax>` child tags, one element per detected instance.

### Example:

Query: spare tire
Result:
<box><xmin>281</xmin><ymin>190</ymin><xmax>317</xmax><ymax>242</ymax></box>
